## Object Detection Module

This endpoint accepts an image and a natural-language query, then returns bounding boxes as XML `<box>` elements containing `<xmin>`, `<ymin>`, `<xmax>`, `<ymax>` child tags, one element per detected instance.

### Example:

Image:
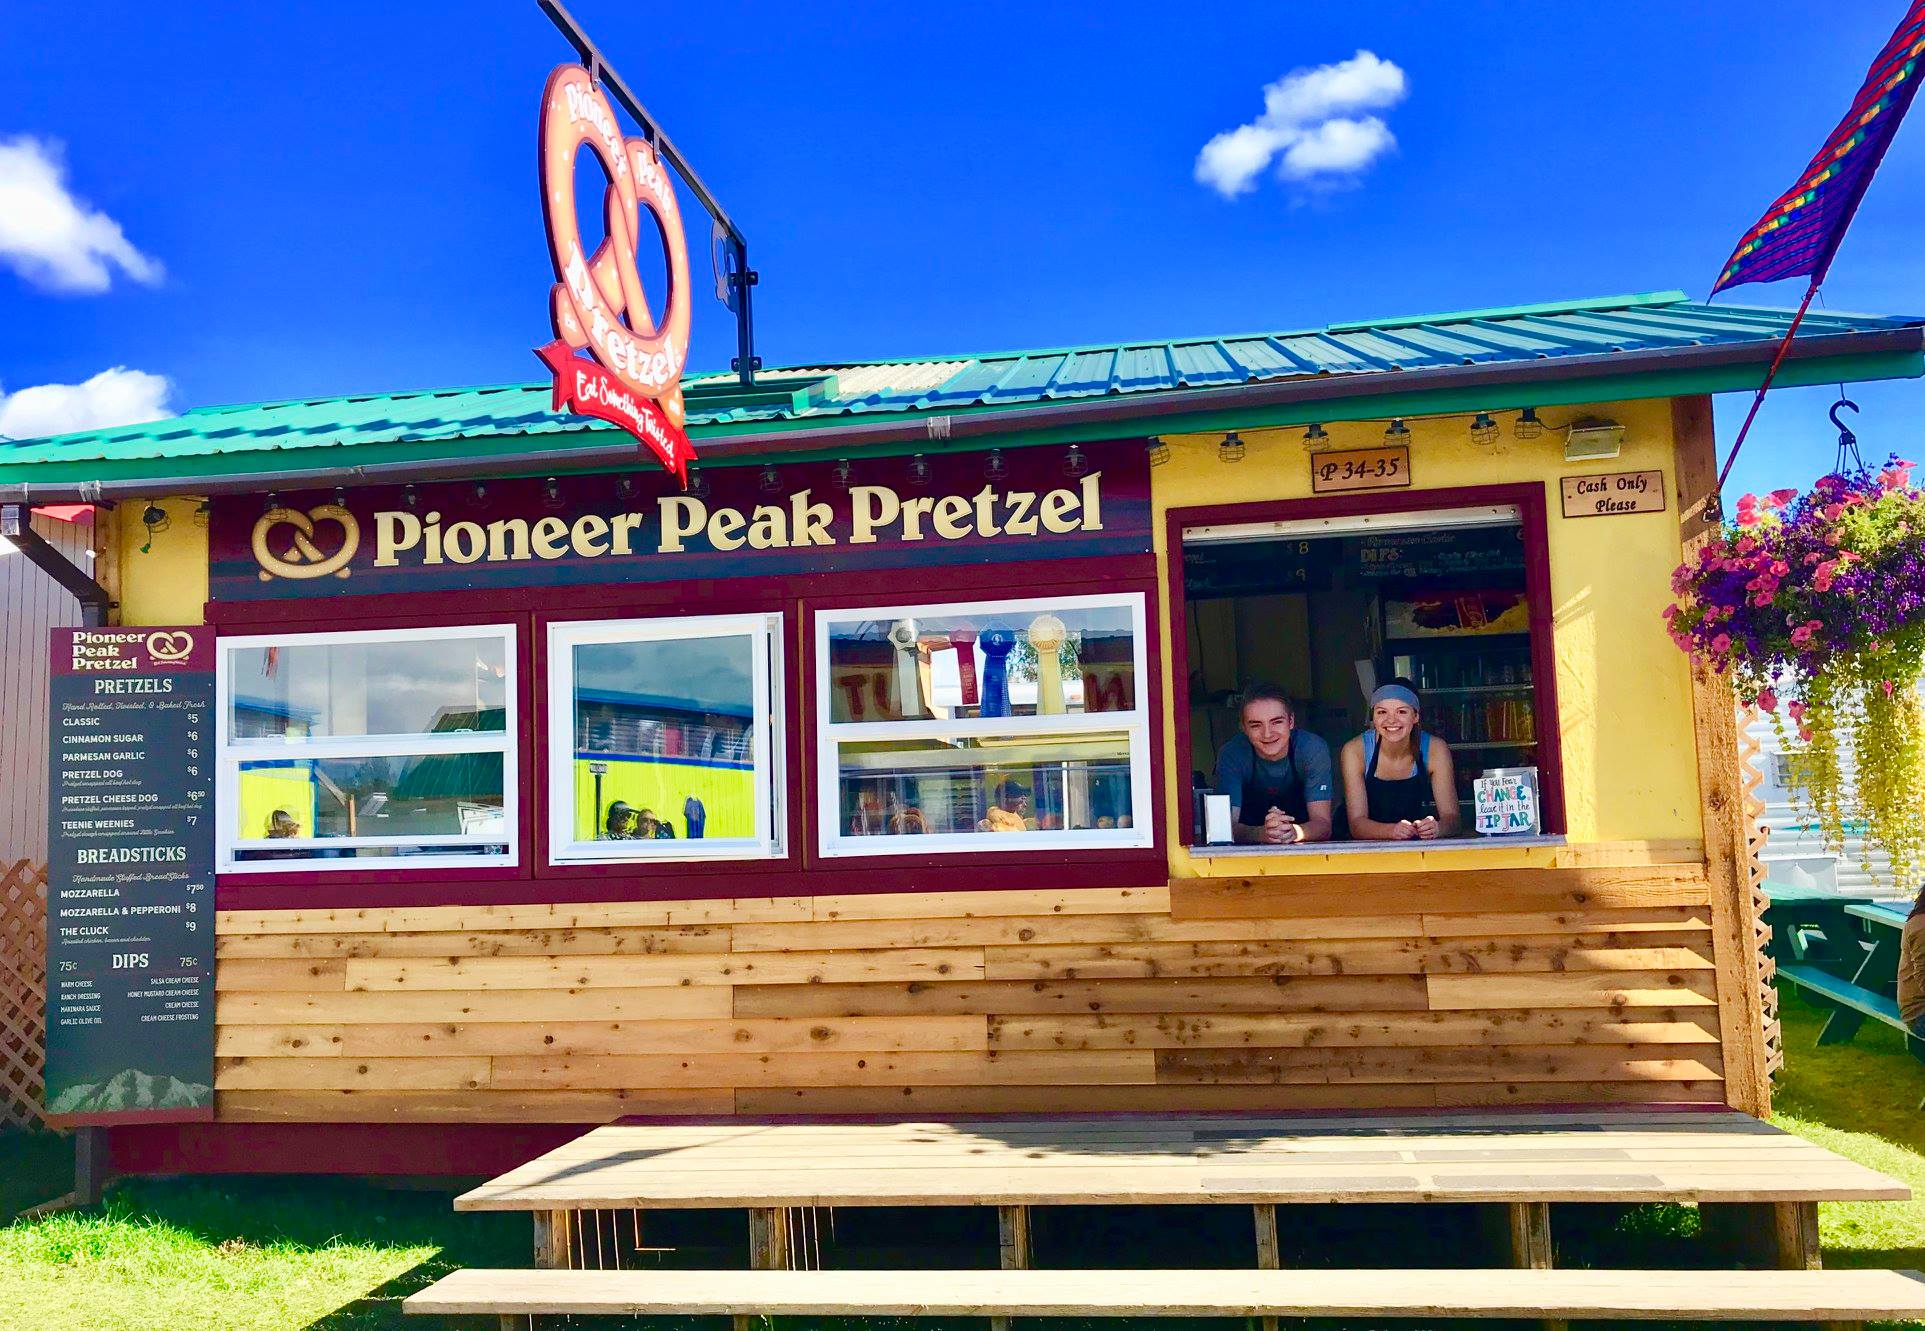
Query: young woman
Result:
<box><xmin>1340</xmin><ymin>681</ymin><xmax>1461</xmax><ymax>841</ymax></box>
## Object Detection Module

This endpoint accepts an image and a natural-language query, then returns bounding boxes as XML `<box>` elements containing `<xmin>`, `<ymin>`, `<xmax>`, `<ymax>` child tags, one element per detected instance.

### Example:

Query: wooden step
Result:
<box><xmin>404</xmin><ymin>1265</ymin><xmax>1925</xmax><ymax>1321</ymax></box>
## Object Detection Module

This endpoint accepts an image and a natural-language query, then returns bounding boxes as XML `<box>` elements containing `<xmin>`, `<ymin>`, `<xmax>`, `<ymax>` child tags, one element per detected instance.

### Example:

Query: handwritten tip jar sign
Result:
<box><xmin>536</xmin><ymin>63</ymin><xmax>694</xmax><ymax>487</ymax></box>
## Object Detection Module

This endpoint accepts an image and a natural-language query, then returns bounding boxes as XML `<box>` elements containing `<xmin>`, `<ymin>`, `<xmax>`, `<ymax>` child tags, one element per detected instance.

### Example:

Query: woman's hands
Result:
<box><xmin>1387</xmin><ymin>816</ymin><xmax>1442</xmax><ymax>841</ymax></box>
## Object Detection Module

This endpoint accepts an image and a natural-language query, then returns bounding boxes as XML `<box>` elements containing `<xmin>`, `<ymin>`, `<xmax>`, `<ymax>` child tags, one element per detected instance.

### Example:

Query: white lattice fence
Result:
<box><xmin>0</xmin><ymin>859</ymin><xmax>48</xmax><ymax>1127</ymax></box>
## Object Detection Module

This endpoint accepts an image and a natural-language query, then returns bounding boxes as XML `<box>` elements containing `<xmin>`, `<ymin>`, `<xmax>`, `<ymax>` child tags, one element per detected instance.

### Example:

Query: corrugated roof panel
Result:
<box><xmin>1168</xmin><ymin>342</ymin><xmax>1245</xmax><ymax>386</ymax></box>
<box><xmin>1222</xmin><ymin>337</ymin><xmax>1317</xmax><ymax>376</ymax></box>
<box><xmin>983</xmin><ymin>355</ymin><xmax>1065</xmax><ymax>401</ymax></box>
<box><xmin>1048</xmin><ymin>349</ymin><xmax>1118</xmax><ymax>396</ymax></box>
<box><xmin>912</xmin><ymin>358</ymin><xmax>1012</xmax><ymax>406</ymax></box>
<box><xmin>2</xmin><ymin>294</ymin><xmax>1919</xmax><ymax>480</ymax></box>
<box><xmin>1368</xmin><ymin>324</ymin><xmax>1514</xmax><ymax>363</ymax></box>
<box><xmin>1480</xmin><ymin>316</ymin><xmax>1628</xmax><ymax>353</ymax></box>
<box><xmin>1273</xmin><ymin>334</ymin><xmax>1377</xmax><ymax>372</ymax></box>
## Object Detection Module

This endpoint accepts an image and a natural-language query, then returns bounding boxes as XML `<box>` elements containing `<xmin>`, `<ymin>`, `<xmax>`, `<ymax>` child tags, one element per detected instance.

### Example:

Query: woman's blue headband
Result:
<box><xmin>1370</xmin><ymin>684</ymin><xmax>1421</xmax><ymax>711</ymax></box>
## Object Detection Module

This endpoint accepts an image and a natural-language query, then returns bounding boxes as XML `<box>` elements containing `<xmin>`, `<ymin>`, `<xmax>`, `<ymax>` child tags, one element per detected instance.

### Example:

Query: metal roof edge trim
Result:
<box><xmin>4</xmin><ymin>328</ymin><xmax>1918</xmax><ymax>502</ymax></box>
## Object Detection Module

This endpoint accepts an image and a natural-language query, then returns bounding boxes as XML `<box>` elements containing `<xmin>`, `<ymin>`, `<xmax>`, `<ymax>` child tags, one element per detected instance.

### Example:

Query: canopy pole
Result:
<box><xmin>1707</xmin><ymin>279</ymin><xmax>1820</xmax><ymax>521</ymax></box>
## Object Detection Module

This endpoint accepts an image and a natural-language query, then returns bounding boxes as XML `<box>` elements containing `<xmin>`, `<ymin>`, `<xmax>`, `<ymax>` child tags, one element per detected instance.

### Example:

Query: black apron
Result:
<box><xmin>1364</xmin><ymin>733</ymin><xmax>1435</xmax><ymax>824</ymax></box>
<box><xmin>1239</xmin><ymin>736</ymin><xmax>1310</xmax><ymax>826</ymax></box>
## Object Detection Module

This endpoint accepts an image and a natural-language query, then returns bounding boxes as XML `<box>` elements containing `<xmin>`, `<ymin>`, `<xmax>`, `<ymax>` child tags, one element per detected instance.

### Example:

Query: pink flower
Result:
<box><xmin>1710</xmin><ymin>633</ymin><xmax>1732</xmax><ymax>654</ymax></box>
<box><xmin>1884</xmin><ymin>679</ymin><xmax>1898</xmax><ymax>697</ymax></box>
<box><xmin>1788</xmin><ymin>700</ymin><xmax>1807</xmax><ymax>721</ymax></box>
<box><xmin>1791</xmin><ymin>624</ymin><xmax>1815</xmax><ymax>645</ymax></box>
<box><xmin>1767</xmin><ymin>488</ymin><xmax>1799</xmax><ymax>509</ymax></box>
<box><xmin>1756</xmin><ymin>687</ymin><xmax>1779</xmax><ymax>712</ymax></box>
<box><xmin>1823</xmin><ymin>502</ymin><xmax>1845</xmax><ymax>521</ymax></box>
<box><xmin>1770</xmin><ymin>561</ymin><xmax>1789</xmax><ymax>577</ymax></box>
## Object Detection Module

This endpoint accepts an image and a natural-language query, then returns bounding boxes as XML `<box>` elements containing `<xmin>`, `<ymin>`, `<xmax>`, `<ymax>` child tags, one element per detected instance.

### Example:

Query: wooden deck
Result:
<box><xmin>457</xmin><ymin>1109</ymin><xmax>1907</xmax><ymax>1212</ymax></box>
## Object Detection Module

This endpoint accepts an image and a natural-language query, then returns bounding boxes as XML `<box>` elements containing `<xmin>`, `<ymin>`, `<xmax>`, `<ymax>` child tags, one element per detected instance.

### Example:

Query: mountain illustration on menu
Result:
<box><xmin>45</xmin><ymin>1068</ymin><xmax>212</xmax><ymax>1116</ymax></box>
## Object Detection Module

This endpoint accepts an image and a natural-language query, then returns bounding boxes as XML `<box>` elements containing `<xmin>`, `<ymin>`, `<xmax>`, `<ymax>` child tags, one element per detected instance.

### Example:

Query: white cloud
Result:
<box><xmin>1196</xmin><ymin>51</ymin><xmax>1408</xmax><ymax>198</ymax></box>
<box><xmin>0</xmin><ymin>368</ymin><xmax>173</xmax><ymax>440</ymax></box>
<box><xmin>0</xmin><ymin>136</ymin><xmax>164</xmax><ymax>294</ymax></box>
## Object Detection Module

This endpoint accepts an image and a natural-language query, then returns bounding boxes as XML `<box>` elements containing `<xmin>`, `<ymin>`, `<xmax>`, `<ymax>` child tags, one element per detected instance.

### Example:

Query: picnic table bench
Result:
<box><xmin>407</xmin><ymin>1264</ymin><xmax>1925</xmax><ymax>1326</ymax></box>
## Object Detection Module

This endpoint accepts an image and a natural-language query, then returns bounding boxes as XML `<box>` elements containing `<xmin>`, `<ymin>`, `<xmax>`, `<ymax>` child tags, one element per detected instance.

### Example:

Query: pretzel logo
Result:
<box><xmin>536</xmin><ymin>64</ymin><xmax>694</xmax><ymax>483</ymax></box>
<box><xmin>252</xmin><ymin>503</ymin><xmax>360</xmax><ymax>582</ymax></box>
<box><xmin>145</xmin><ymin>631</ymin><xmax>194</xmax><ymax>663</ymax></box>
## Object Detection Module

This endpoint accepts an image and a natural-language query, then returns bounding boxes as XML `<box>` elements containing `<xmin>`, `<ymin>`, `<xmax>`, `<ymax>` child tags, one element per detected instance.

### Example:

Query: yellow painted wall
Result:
<box><xmin>236</xmin><ymin>765</ymin><xmax>319</xmax><ymax>841</ymax></box>
<box><xmin>115</xmin><ymin>496</ymin><xmax>208</xmax><ymax>626</ymax></box>
<box><xmin>571</xmin><ymin>755</ymin><xmax>757</xmax><ymax>840</ymax></box>
<box><xmin>1153</xmin><ymin>399</ymin><xmax>1702</xmax><ymax>877</ymax></box>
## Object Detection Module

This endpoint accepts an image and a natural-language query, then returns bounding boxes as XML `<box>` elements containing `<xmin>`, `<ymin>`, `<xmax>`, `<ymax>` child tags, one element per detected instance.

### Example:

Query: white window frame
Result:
<box><xmin>547</xmin><ymin>612</ymin><xmax>785</xmax><ymax>865</ymax></box>
<box><xmin>215</xmin><ymin>623</ymin><xmax>520</xmax><ymax>874</ymax></box>
<box><xmin>815</xmin><ymin>591</ymin><xmax>1153</xmax><ymax>859</ymax></box>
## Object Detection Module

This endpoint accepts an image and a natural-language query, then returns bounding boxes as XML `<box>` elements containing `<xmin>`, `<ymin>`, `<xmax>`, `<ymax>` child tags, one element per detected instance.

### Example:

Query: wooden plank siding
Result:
<box><xmin>210</xmin><ymin>872</ymin><xmax>1728</xmax><ymax>1122</ymax></box>
<box><xmin>0</xmin><ymin>512</ymin><xmax>93</xmax><ymax>868</ymax></box>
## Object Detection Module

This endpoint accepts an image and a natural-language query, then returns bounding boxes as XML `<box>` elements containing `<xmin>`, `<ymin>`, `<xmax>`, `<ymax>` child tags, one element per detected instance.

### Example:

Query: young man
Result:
<box><xmin>1212</xmin><ymin>683</ymin><xmax>1335</xmax><ymax>845</ymax></box>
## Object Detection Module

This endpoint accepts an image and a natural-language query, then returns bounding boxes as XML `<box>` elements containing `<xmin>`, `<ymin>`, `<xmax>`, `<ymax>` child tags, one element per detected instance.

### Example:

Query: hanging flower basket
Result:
<box><xmin>1666</xmin><ymin>457</ymin><xmax>1925</xmax><ymax>894</ymax></box>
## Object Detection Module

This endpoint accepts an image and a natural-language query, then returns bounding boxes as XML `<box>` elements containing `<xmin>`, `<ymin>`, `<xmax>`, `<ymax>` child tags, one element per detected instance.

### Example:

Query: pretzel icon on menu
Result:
<box><xmin>535</xmin><ymin>63</ymin><xmax>694</xmax><ymax>484</ymax></box>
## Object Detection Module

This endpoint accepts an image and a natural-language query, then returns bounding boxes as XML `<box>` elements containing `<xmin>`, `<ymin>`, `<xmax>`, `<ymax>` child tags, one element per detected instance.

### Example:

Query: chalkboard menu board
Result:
<box><xmin>44</xmin><ymin>627</ymin><xmax>215</xmax><ymax>1124</ymax></box>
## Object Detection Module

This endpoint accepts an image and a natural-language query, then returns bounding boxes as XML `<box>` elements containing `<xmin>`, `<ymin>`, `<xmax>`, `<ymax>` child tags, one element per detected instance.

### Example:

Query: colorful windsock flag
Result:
<box><xmin>1714</xmin><ymin>3</ymin><xmax>1925</xmax><ymax>294</ymax></box>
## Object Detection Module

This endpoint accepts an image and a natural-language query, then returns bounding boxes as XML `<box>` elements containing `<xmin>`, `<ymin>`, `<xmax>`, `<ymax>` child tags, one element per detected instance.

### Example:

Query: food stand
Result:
<box><xmin>8</xmin><ymin>290</ymin><xmax>1925</xmax><ymax>1177</ymax></box>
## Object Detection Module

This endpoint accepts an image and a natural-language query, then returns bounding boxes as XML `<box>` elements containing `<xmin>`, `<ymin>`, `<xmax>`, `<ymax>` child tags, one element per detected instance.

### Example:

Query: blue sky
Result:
<box><xmin>3</xmin><ymin>0</ymin><xmax>1923</xmax><ymax>497</ymax></box>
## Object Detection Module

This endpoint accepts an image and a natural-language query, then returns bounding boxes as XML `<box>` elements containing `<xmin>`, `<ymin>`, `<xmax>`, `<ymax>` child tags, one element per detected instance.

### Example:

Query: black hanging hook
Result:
<box><xmin>1830</xmin><ymin>396</ymin><xmax>1864</xmax><ymax>474</ymax></box>
<box><xmin>1829</xmin><ymin>396</ymin><xmax>1860</xmax><ymax>438</ymax></box>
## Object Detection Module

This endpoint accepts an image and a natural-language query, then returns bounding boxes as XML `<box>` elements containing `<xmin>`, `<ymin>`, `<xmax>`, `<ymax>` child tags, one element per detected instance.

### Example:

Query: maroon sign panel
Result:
<box><xmin>45</xmin><ymin>627</ymin><xmax>215</xmax><ymax>1125</ymax></box>
<box><xmin>209</xmin><ymin>441</ymin><xmax>1152</xmax><ymax>601</ymax></box>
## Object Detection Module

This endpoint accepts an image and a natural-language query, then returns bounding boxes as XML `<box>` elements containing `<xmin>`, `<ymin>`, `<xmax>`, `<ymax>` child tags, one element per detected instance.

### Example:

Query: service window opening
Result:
<box><xmin>1181</xmin><ymin>504</ymin><xmax>1552</xmax><ymax>845</ymax></box>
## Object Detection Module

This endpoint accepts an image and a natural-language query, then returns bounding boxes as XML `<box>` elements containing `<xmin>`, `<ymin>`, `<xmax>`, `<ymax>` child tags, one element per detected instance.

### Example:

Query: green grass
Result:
<box><xmin>0</xmin><ymin>985</ymin><xmax>1921</xmax><ymax>1330</ymax></box>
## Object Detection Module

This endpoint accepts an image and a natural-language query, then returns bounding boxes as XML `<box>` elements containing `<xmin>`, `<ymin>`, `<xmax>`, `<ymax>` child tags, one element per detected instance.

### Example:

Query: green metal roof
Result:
<box><xmin>4</xmin><ymin>290</ymin><xmax>1921</xmax><ymax>494</ymax></box>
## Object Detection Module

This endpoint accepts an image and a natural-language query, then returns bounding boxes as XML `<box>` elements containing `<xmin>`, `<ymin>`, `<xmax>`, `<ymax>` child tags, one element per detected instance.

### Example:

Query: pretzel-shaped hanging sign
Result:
<box><xmin>535</xmin><ymin>63</ymin><xmax>694</xmax><ymax>485</ymax></box>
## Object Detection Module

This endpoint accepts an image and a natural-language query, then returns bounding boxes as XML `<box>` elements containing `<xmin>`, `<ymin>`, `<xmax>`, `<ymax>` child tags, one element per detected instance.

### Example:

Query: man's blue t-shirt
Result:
<box><xmin>1213</xmin><ymin>730</ymin><xmax>1336</xmax><ymax>819</ymax></box>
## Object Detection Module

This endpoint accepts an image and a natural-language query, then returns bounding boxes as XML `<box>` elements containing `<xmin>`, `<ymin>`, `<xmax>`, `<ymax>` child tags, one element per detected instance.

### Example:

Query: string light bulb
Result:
<box><xmin>1146</xmin><ymin>438</ymin><xmax>1171</xmax><ymax>467</ymax></box>
<box><xmin>471</xmin><ymin>481</ymin><xmax>489</xmax><ymax>507</ymax></box>
<box><xmin>1383</xmin><ymin>419</ymin><xmax>1411</xmax><ymax>446</ymax></box>
<box><xmin>1469</xmin><ymin>413</ymin><xmax>1500</xmax><ymax>447</ymax></box>
<box><xmin>1218</xmin><ymin>431</ymin><xmax>1246</xmax><ymax>463</ymax></box>
<box><xmin>984</xmin><ymin>449</ymin><xmax>1010</xmax><ymax>482</ymax></box>
<box><xmin>402</xmin><ymin>484</ymin><xmax>421</xmax><ymax>510</ymax></box>
<box><xmin>906</xmin><ymin>454</ymin><xmax>933</xmax><ymax>487</ymax></box>
<box><xmin>193</xmin><ymin>499</ymin><xmax>210</xmax><ymax>528</ymax></box>
<box><xmin>1302</xmin><ymin>422</ymin><xmax>1329</xmax><ymax>449</ymax></box>
<box><xmin>616</xmin><ymin>474</ymin><xmax>637</xmax><ymax>503</ymax></box>
<box><xmin>758</xmin><ymin>465</ymin><xmax>782</xmax><ymax>495</ymax></box>
<box><xmin>832</xmin><ymin>459</ymin><xmax>855</xmax><ymax>490</ymax></box>
<box><xmin>688</xmin><ymin>468</ymin><xmax>711</xmax><ymax>499</ymax></box>
<box><xmin>1060</xmin><ymin>444</ymin><xmax>1089</xmax><ymax>479</ymax></box>
<box><xmin>542</xmin><ymin>476</ymin><xmax>564</xmax><ymax>509</ymax></box>
<box><xmin>138</xmin><ymin>503</ymin><xmax>170</xmax><ymax>554</ymax></box>
<box><xmin>1514</xmin><ymin>407</ymin><xmax>1544</xmax><ymax>441</ymax></box>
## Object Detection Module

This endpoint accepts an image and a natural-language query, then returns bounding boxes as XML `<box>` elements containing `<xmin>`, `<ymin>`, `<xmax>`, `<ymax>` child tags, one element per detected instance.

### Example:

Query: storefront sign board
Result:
<box><xmin>44</xmin><ymin>628</ymin><xmax>215</xmax><ymax>1124</ymax></box>
<box><xmin>1559</xmin><ymin>470</ymin><xmax>1666</xmax><ymax>518</ymax></box>
<box><xmin>210</xmin><ymin>442</ymin><xmax>1151</xmax><ymax>601</ymax></box>
<box><xmin>1309</xmin><ymin>445</ymin><xmax>1411</xmax><ymax>494</ymax></box>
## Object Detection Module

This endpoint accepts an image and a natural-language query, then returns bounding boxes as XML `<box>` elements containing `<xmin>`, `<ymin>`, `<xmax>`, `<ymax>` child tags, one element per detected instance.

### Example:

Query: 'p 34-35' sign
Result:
<box><xmin>1310</xmin><ymin>445</ymin><xmax>1411</xmax><ymax>494</ymax></box>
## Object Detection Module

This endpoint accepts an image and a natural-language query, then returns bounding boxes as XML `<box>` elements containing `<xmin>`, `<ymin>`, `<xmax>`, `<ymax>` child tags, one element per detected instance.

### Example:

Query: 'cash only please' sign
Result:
<box><xmin>209</xmin><ymin>442</ymin><xmax>1151</xmax><ymax>600</ymax></box>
